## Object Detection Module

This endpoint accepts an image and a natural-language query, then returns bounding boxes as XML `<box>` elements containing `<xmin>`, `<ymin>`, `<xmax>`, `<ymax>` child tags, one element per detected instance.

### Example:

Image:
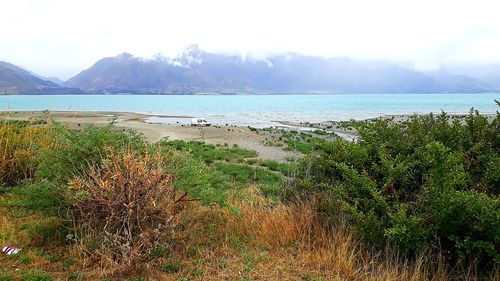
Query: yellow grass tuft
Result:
<box><xmin>0</xmin><ymin>122</ymin><xmax>54</xmax><ymax>183</ymax></box>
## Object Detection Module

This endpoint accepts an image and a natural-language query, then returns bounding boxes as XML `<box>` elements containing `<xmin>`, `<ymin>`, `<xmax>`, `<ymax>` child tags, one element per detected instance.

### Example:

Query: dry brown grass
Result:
<box><xmin>163</xmin><ymin>188</ymin><xmax>496</xmax><ymax>281</ymax></box>
<box><xmin>2</xmin><ymin>185</ymin><xmax>498</xmax><ymax>280</ymax></box>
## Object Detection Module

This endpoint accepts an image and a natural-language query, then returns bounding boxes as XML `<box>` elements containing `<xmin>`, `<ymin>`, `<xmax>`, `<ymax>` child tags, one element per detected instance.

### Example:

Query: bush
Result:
<box><xmin>37</xmin><ymin>123</ymin><xmax>145</xmax><ymax>183</ymax></box>
<box><xmin>164</xmin><ymin>152</ymin><xmax>229</xmax><ymax>207</ymax></box>
<box><xmin>68</xmin><ymin>149</ymin><xmax>182</xmax><ymax>265</ymax></box>
<box><xmin>294</xmin><ymin>109</ymin><xmax>500</xmax><ymax>265</ymax></box>
<box><xmin>422</xmin><ymin>189</ymin><xmax>499</xmax><ymax>263</ymax></box>
<box><xmin>68</xmin><ymin>148</ymin><xmax>229</xmax><ymax>266</ymax></box>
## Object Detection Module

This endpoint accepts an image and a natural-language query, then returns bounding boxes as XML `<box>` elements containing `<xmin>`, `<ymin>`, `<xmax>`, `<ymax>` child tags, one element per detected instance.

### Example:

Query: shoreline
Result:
<box><xmin>0</xmin><ymin>110</ymin><xmax>301</xmax><ymax>162</ymax></box>
<box><xmin>2</xmin><ymin>109</ymin><xmax>495</xmax><ymax>121</ymax></box>
<box><xmin>2</xmin><ymin>110</ymin><xmax>496</xmax><ymax>161</ymax></box>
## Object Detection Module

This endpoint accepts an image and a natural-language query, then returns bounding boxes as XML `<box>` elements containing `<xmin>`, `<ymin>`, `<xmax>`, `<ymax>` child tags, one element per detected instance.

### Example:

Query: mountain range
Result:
<box><xmin>0</xmin><ymin>61</ymin><xmax>83</xmax><ymax>95</ymax></box>
<box><xmin>2</xmin><ymin>45</ymin><xmax>500</xmax><ymax>94</ymax></box>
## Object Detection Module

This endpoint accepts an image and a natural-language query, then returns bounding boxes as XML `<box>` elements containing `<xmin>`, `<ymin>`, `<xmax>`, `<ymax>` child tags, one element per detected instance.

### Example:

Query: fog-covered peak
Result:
<box><xmin>115</xmin><ymin>52</ymin><xmax>134</xmax><ymax>60</ymax></box>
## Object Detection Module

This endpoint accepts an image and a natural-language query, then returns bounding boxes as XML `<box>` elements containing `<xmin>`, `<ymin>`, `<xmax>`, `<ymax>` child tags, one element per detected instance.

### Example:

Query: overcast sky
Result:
<box><xmin>1</xmin><ymin>0</ymin><xmax>500</xmax><ymax>79</ymax></box>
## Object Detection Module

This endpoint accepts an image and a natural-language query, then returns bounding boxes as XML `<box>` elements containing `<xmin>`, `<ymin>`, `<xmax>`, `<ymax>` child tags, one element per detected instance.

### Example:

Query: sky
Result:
<box><xmin>1</xmin><ymin>0</ymin><xmax>500</xmax><ymax>80</ymax></box>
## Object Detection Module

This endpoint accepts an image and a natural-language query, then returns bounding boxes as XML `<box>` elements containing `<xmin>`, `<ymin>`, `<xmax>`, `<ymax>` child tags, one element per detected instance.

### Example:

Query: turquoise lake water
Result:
<box><xmin>1</xmin><ymin>94</ymin><xmax>499</xmax><ymax>127</ymax></box>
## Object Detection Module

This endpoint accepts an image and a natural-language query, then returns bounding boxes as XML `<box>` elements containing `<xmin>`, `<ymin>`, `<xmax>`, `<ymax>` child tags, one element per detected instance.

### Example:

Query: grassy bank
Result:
<box><xmin>0</xmin><ymin>108</ymin><xmax>498</xmax><ymax>280</ymax></box>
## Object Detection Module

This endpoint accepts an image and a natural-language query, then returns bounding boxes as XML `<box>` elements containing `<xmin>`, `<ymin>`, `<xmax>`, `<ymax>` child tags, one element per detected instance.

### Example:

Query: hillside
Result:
<box><xmin>3</xmin><ymin>47</ymin><xmax>500</xmax><ymax>95</ymax></box>
<box><xmin>65</xmin><ymin>46</ymin><xmax>497</xmax><ymax>94</ymax></box>
<box><xmin>0</xmin><ymin>61</ymin><xmax>83</xmax><ymax>95</ymax></box>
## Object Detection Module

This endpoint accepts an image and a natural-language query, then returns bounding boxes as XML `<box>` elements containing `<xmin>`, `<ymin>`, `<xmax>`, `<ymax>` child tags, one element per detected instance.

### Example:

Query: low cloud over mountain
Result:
<box><xmin>2</xmin><ymin>46</ymin><xmax>499</xmax><ymax>95</ymax></box>
<box><xmin>64</xmin><ymin>46</ymin><xmax>497</xmax><ymax>94</ymax></box>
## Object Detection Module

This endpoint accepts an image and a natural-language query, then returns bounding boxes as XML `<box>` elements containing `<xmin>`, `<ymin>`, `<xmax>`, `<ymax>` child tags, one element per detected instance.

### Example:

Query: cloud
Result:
<box><xmin>1</xmin><ymin>0</ymin><xmax>500</xmax><ymax>79</ymax></box>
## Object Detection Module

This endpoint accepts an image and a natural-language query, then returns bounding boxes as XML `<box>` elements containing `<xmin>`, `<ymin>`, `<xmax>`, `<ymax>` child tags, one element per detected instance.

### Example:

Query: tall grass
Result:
<box><xmin>0</xmin><ymin>123</ymin><xmax>53</xmax><ymax>184</ymax></box>
<box><xmin>175</xmin><ymin>191</ymin><xmax>490</xmax><ymax>280</ymax></box>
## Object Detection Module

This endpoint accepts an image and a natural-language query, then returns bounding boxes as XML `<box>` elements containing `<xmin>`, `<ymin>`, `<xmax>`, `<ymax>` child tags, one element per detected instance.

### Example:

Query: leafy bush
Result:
<box><xmin>165</xmin><ymin>153</ymin><xmax>229</xmax><ymax>207</ymax></box>
<box><xmin>257</xmin><ymin>159</ymin><xmax>295</xmax><ymax>176</ymax></box>
<box><xmin>37</xmin><ymin>123</ymin><xmax>145</xmax><ymax>183</ymax></box>
<box><xmin>294</xmin><ymin>109</ymin><xmax>500</xmax><ymax>265</ymax></box>
<box><xmin>422</xmin><ymin>189</ymin><xmax>499</xmax><ymax>263</ymax></box>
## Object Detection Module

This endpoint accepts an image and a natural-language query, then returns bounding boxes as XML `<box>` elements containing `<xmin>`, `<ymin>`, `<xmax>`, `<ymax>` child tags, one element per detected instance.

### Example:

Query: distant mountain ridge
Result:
<box><xmin>2</xmin><ymin>46</ymin><xmax>500</xmax><ymax>94</ymax></box>
<box><xmin>64</xmin><ymin>46</ymin><xmax>498</xmax><ymax>94</ymax></box>
<box><xmin>431</xmin><ymin>64</ymin><xmax>500</xmax><ymax>89</ymax></box>
<box><xmin>0</xmin><ymin>61</ymin><xmax>83</xmax><ymax>94</ymax></box>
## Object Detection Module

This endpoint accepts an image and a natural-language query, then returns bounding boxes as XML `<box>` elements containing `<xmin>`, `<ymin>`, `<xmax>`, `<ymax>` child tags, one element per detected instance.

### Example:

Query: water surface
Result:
<box><xmin>1</xmin><ymin>93</ymin><xmax>498</xmax><ymax>127</ymax></box>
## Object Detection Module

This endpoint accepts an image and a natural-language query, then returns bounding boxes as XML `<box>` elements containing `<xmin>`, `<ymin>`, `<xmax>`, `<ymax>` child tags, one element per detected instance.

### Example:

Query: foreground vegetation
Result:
<box><xmin>0</xmin><ymin>108</ymin><xmax>498</xmax><ymax>280</ymax></box>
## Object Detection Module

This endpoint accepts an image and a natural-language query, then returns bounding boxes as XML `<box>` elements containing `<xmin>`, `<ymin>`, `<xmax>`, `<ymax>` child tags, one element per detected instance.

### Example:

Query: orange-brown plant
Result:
<box><xmin>69</xmin><ymin>148</ymin><xmax>189</xmax><ymax>269</ymax></box>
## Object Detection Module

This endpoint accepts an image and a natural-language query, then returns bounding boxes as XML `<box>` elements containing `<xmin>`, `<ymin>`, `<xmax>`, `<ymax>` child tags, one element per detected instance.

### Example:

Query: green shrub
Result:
<box><xmin>422</xmin><ymin>189</ymin><xmax>499</xmax><ymax>263</ymax></box>
<box><xmin>281</xmin><ymin>131</ymin><xmax>325</xmax><ymax>154</ymax></box>
<box><xmin>258</xmin><ymin>159</ymin><xmax>280</xmax><ymax>171</ymax></box>
<box><xmin>212</xmin><ymin>162</ymin><xmax>284</xmax><ymax>199</ymax></box>
<box><xmin>36</xmin><ymin>123</ymin><xmax>145</xmax><ymax>183</ymax></box>
<box><xmin>294</xmin><ymin>109</ymin><xmax>500</xmax><ymax>265</ymax></box>
<box><xmin>164</xmin><ymin>151</ymin><xmax>230</xmax><ymax>207</ymax></box>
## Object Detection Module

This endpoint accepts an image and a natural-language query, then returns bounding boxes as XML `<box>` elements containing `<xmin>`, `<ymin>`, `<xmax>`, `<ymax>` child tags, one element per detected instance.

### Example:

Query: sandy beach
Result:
<box><xmin>0</xmin><ymin>111</ymin><xmax>300</xmax><ymax>162</ymax></box>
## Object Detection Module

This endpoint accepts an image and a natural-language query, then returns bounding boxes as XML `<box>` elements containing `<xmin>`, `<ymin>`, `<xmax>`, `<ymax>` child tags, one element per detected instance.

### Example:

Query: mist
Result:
<box><xmin>1</xmin><ymin>0</ymin><xmax>500</xmax><ymax>79</ymax></box>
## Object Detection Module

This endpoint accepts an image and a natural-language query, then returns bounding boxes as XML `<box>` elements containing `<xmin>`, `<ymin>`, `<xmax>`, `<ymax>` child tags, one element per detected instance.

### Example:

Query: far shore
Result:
<box><xmin>0</xmin><ymin>110</ymin><xmax>301</xmax><ymax>162</ymax></box>
<box><xmin>2</xmin><ymin>110</ymin><xmax>495</xmax><ymax>161</ymax></box>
